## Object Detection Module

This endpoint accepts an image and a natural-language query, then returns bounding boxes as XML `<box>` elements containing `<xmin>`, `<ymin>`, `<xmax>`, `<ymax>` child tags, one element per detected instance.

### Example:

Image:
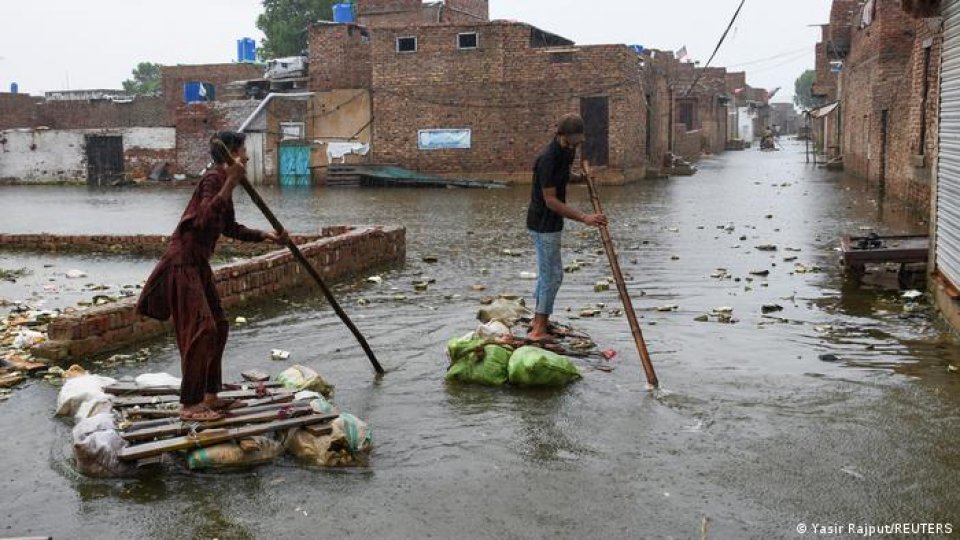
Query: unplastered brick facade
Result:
<box><xmin>368</xmin><ymin>22</ymin><xmax>647</xmax><ymax>183</ymax></box>
<box><xmin>0</xmin><ymin>95</ymin><xmax>167</xmax><ymax>130</ymax></box>
<box><xmin>0</xmin><ymin>93</ymin><xmax>41</xmax><ymax>130</ymax></box>
<box><xmin>830</xmin><ymin>0</ymin><xmax>939</xmax><ymax>208</ymax></box>
<box><xmin>357</xmin><ymin>0</ymin><xmax>488</xmax><ymax>26</ymax></box>
<box><xmin>161</xmin><ymin>64</ymin><xmax>263</xmax><ymax>124</ymax></box>
<box><xmin>310</xmin><ymin>23</ymin><xmax>373</xmax><ymax>92</ymax></box>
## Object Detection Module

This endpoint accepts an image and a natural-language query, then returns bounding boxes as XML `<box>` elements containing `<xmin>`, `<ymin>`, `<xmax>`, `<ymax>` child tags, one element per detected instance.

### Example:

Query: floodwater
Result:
<box><xmin>1</xmin><ymin>142</ymin><xmax>959</xmax><ymax>539</ymax></box>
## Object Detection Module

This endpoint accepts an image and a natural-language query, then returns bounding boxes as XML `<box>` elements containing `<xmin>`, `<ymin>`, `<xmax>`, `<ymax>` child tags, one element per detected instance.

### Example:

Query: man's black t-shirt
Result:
<box><xmin>527</xmin><ymin>139</ymin><xmax>575</xmax><ymax>233</ymax></box>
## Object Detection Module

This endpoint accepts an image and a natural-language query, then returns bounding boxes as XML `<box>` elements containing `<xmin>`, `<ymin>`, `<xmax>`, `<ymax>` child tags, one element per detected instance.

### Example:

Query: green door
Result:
<box><xmin>280</xmin><ymin>145</ymin><xmax>311</xmax><ymax>186</ymax></box>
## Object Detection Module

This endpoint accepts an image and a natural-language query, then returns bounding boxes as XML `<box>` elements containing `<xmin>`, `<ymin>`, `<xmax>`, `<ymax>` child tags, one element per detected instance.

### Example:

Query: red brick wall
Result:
<box><xmin>0</xmin><ymin>232</ymin><xmax>328</xmax><ymax>257</ymax></box>
<box><xmin>841</xmin><ymin>0</ymin><xmax>919</xmax><ymax>201</ymax></box>
<box><xmin>161</xmin><ymin>64</ymin><xmax>263</xmax><ymax>123</ymax></box>
<box><xmin>882</xmin><ymin>18</ymin><xmax>940</xmax><ymax>208</ymax></box>
<box><xmin>175</xmin><ymin>103</ymin><xmax>229</xmax><ymax>176</ymax></box>
<box><xmin>370</xmin><ymin>22</ymin><xmax>646</xmax><ymax>183</ymax></box>
<box><xmin>34</xmin><ymin>226</ymin><xmax>405</xmax><ymax>360</ymax></box>
<box><xmin>0</xmin><ymin>93</ymin><xmax>41</xmax><ymax>129</ymax></box>
<box><xmin>34</xmin><ymin>97</ymin><xmax>169</xmax><ymax>129</ymax></box>
<box><xmin>643</xmin><ymin>50</ymin><xmax>675</xmax><ymax>174</ymax></box>
<box><xmin>309</xmin><ymin>23</ymin><xmax>372</xmax><ymax>91</ymax></box>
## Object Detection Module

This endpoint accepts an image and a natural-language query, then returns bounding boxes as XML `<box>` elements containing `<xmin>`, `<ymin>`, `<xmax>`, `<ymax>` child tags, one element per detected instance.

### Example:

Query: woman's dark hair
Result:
<box><xmin>210</xmin><ymin>131</ymin><xmax>247</xmax><ymax>164</ymax></box>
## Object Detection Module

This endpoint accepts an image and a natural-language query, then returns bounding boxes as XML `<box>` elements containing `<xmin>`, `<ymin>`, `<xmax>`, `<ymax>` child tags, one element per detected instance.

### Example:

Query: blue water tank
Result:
<box><xmin>237</xmin><ymin>37</ymin><xmax>256</xmax><ymax>63</ymax></box>
<box><xmin>333</xmin><ymin>3</ymin><xmax>354</xmax><ymax>23</ymax></box>
<box><xmin>184</xmin><ymin>82</ymin><xmax>215</xmax><ymax>104</ymax></box>
<box><xmin>10</xmin><ymin>82</ymin><xmax>18</xmax><ymax>94</ymax></box>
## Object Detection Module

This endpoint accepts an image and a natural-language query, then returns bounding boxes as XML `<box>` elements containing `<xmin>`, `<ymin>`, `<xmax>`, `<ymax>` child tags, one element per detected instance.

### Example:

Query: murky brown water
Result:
<box><xmin>1</xmin><ymin>141</ymin><xmax>959</xmax><ymax>539</ymax></box>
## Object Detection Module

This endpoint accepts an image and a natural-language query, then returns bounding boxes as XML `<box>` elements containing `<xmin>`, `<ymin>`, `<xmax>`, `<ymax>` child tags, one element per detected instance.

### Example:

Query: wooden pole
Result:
<box><xmin>214</xmin><ymin>140</ymin><xmax>385</xmax><ymax>375</ymax></box>
<box><xmin>581</xmin><ymin>159</ymin><xmax>659</xmax><ymax>388</ymax></box>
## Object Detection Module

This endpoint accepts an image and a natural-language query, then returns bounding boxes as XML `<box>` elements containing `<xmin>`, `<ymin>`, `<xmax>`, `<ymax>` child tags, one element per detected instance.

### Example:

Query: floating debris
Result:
<box><xmin>471</xmin><ymin>284</ymin><xmax>487</xmax><ymax>292</ymax></box>
<box><xmin>594</xmin><ymin>280</ymin><xmax>610</xmax><ymax>292</ymax></box>
<box><xmin>657</xmin><ymin>304</ymin><xmax>678</xmax><ymax>312</ymax></box>
<box><xmin>271</xmin><ymin>349</ymin><xmax>291</xmax><ymax>361</ymax></box>
<box><xmin>755</xmin><ymin>245</ymin><xmax>777</xmax><ymax>252</ymax></box>
<box><xmin>761</xmin><ymin>304</ymin><xmax>784</xmax><ymax>314</ymax></box>
<box><xmin>501</xmin><ymin>249</ymin><xmax>524</xmax><ymax>257</ymax></box>
<box><xmin>750</xmin><ymin>269</ymin><xmax>771</xmax><ymax>277</ymax></box>
<box><xmin>694</xmin><ymin>314</ymin><xmax>709</xmax><ymax>322</ymax></box>
<box><xmin>66</xmin><ymin>269</ymin><xmax>88</xmax><ymax>279</ymax></box>
<box><xmin>366</xmin><ymin>276</ymin><xmax>383</xmax><ymax>284</ymax></box>
<box><xmin>902</xmin><ymin>290</ymin><xmax>924</xmax><ymax>300</ymax></box>
<box><xmin>422</xmin><ymin>256</ymin><xmax>439</xmax><ymax>264</ymax></box>
<box><xmin>519</xmin><ymin>272</ymin><xmax>537</xmax><ymax>280</ymax></box>
<box><xmin>819</xmin><ymin>354</ymin><xmax>840</xmax><ymax>363</ymax></box>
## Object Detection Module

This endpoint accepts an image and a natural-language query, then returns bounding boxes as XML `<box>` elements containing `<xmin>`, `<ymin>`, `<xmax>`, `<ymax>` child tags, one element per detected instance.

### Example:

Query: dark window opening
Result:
<box><xmin>458</xmin><ymin>32</ymin><xmax>478</xmax><ymax>50</ymax></box>
<box><xmin>920</xmin><ymin>46</ymin><xmax>932</xmax><ymax>156</ymax></box>
<box><xmin>529</xmin><ymin>27</ymin><xmax>575</xmax><ymax>48</ymax></box>
<box><xmin>397</xmin><ymin>36</ymin><xmax>417</xmax><ymax>53</ymax></box>
<box><xmin>550</xmin><ymin>52</ymin><xmax>575</xmax><ymax>64</ymax></box>
<box><xmin>679</xmin><ymin>99</ymin><xmax>697</xmax><ymax>131</ymax></box>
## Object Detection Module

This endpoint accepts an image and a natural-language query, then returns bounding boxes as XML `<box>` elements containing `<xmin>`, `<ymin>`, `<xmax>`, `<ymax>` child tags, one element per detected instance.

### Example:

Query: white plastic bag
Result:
<box><xmin>72</xmin><ymin>413</ymin><xmax>133</xmax><ymax>478</ymax></box>
<box><xmin>476</xmin><ymin>320</ymin><xmax>511</xmax><ymax>339</ymax></box>
<box><xmin>56</xmin><ymin>375</ymin><xmax>117</xmax><ymax>418</ymax></box>
<box><xmin>13</xmin><ymin>329</ymin><xmax>45</xmax><ymax>349</ymax></box>
<box><xmin>134</xmin><ymin>373</ymin><xmax>181</xmax><ymax>388</ymax></box>
<box><xmin>277</xmin><ymin>365</ymin><xmax>334</xmax><ymax>398</ymax></box>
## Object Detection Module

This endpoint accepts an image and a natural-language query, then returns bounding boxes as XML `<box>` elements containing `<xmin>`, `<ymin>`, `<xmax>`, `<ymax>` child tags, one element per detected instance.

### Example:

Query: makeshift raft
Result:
<box><xmin>107</xmin><ymin>383</ymin><xmax>337</xmax><ymax>465</ymax></box>
<box><xmin>59</xmin><ymin>366</ymin><xmax>372</xmax><ymax>476</ymax></box>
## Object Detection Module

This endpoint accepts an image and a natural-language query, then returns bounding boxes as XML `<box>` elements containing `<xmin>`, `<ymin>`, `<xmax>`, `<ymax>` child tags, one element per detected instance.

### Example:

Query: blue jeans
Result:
<box><xmin>530</xmin><ymin>230</ymin><xmax>563</xmax><ymax>316</ymax></box>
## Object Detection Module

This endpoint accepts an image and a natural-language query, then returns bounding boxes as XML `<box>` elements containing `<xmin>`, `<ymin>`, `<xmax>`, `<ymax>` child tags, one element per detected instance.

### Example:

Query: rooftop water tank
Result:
<box><xmin>333</xmin><ymin>3</ymin><xmax>354</xmax><ymax>23</ymax></box>
<box><xmin>237</xmin><ymin>38</ymin><xmax>257</xmax><ymax>63</ymax></box>
<box><xmin>10</xmin><ymin>82</ymin><xmax>18</xmax><ymax>94</ymax></box>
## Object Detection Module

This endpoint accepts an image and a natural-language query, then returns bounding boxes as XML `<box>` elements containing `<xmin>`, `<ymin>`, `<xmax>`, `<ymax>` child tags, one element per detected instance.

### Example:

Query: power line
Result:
<box><xmin>726</xmin><ymin>47</ymin><xmax>811</xmax><ymax>68</ymax></box>
<box><xmin>683</xmin><ymin>0</ymin><xmax>748</xmax><ymax>97</ymax></box>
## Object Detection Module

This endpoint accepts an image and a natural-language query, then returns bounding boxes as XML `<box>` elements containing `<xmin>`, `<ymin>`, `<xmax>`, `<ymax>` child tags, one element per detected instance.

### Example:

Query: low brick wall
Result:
<box><xmin>0</xmin><ymin>230</ymin><xmax>349</xmax><ymax>258</ymax></box>
<box><xmin>32</xmin><ymin>225</ymin><xmax>405</xmax><ymax>360</ymax></box>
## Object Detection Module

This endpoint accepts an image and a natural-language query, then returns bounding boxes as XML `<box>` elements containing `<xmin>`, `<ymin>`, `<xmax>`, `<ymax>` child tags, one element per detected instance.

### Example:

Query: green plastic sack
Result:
<box><xmin>507</xmin><ymin>346</ymin><xmax>581</xmax><ymax>387</ymax></box>
<box><xmin>446</xmin><ymin>342</ymin><xmax>511</xmax><ymax>386</ymax></box>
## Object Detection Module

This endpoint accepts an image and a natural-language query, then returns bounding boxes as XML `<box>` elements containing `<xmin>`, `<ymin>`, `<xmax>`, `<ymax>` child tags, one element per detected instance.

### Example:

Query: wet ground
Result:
<box><xmin>1</xmin><ymin>141</ymin><xmax>959</xmax><ymax>539</ymax></box>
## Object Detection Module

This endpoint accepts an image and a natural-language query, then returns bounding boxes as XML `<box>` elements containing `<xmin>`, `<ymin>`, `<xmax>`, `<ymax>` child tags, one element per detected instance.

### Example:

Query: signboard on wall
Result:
<box><xmin>418</xmin><ymin>129</ymin><xmax>472</xmax><ymax>150</ymax></box>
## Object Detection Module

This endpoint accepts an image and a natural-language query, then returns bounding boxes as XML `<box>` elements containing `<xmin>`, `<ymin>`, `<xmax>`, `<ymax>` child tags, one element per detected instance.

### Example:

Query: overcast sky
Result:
<box><xmin>0</xmin><ymin>0</ymin><xmax>832</xmax><ymax>102</ymax></box>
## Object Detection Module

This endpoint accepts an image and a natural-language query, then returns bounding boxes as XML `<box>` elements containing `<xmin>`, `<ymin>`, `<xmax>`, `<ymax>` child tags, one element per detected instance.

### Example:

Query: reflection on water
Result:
<box><xmin>1</xmin><ymin>142</ymin><xmax>959</xmax><ymax>538</ymax></box>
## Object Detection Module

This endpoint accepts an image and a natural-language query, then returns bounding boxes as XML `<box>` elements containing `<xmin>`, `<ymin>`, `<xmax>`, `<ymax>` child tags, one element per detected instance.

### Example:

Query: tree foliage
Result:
<box><xmin>793</xmin><ymin>70</ymin><xmax>818</xmax><ymax>110</ymax></box>
<box><xmin>257</xmin><ymin>0</ymin><xmax>344</xmax><ymax>59</ymax></box>
<box><xmin>122</xmin><ymin>62</ymin><xmax>162</xmax><ymax>96</ymax></box>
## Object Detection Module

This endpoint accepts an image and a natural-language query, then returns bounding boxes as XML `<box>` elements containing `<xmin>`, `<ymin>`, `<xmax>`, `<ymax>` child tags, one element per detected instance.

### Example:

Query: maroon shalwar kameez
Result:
<box><xmin>137</xmin><ymin>166</ymin><xmax>264</xmax><ymax>406</ymax></box>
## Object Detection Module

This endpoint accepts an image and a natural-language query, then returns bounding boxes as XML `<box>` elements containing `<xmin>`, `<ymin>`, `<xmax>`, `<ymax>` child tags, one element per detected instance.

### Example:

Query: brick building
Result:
<box><xmin>160</xmin><ymin>63</ymin><xmax>264</xmax><ymax>124</ymax></box>
<box><xmin>356</xmin><ymin>0</ymin><xmax>489</xmax><ymax>26</ymax></box>
<box><xmin>814</xmin><ymin>0</ymin><xmax>941</xmax><ymax>208</ymax></box>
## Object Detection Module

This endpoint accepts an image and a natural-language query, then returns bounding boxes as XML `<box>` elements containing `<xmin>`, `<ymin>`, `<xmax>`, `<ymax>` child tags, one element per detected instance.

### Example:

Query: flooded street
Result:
<box><xmin>2</xmin><ymin>141</ymin><xmax>959</xmax><ymax>539</ymax></box>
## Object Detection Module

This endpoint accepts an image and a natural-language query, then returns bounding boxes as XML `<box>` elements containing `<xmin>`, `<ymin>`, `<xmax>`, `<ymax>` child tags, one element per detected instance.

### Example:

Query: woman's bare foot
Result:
<box><xmin>179</xmin><ymin>404</ymin><xmax>223</xmax><ymax>422</ymax></box>
<box><xmin>204</xmin><ymin>397</ymin><xmax>247</xmax><ymax>412</ymax></box>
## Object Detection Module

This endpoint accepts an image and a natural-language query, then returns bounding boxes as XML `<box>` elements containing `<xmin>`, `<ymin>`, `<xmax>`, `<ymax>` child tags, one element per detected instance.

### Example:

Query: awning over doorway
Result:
<box><xmin>808</xmin><ymin>101</ymin><xmax>839</xmax><ymax>118</ymax></box>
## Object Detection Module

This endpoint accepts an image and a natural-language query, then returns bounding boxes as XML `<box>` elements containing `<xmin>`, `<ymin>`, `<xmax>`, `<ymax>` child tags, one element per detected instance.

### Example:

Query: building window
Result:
<box><xmin>280</xmin><ymin>122</ymin><xmax>306</xmax><ymax>141</ymax></box>
<box><xmin>458</xmin><ymin>32</ymin><xmax>479</xmax><ymax>50</ymax></box>
<box><xmin>397</xmin><ymin>36</ymin><xmax>417</xmax><ymax>53</ymax></box>
<box><xmin>550</xmin><ymin>52</ymin><xmax>575</xmax><ymax>64</ymax></box>
<box><xmin>679</xmin><ymin>99</ymin><xmax>697</xmax><ymax>131</ymax></box>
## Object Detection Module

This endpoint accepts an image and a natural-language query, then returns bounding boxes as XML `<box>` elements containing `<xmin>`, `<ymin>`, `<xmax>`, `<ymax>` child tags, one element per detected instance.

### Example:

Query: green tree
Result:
<box><xmin>122</xmin><ymin>62</ymin><xmax>163</xmax><ymax>96</ymax></box>
<box><xmin>793</xmin><ymin>70</ymin><xmax>818</xmax><ymax>110</ymax></box>
<box><xmin>257</xmin><ymin>0</ymin><xmax>346</xmax><ymax>59</ymax></box>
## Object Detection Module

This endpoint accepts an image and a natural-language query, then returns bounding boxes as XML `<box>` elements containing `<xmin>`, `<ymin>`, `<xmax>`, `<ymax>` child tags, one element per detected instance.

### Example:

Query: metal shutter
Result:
<box><xmin>938</xmin><ymin>0</ymin><xmax>960</xmax><ymax>286</ymax></box>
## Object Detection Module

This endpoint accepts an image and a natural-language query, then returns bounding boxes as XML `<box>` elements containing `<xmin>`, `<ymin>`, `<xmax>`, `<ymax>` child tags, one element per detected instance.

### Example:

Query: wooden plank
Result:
<box><xmin>123</xmin><ymin>392</ymin><xmax>294</xmax><ymax>419</ymax></box>
<box><xmin>106</xmin><ymin>381</ymin><xmax>282</xmax><ymax>396</ymax></box>
<box><xmin>112</xmin><ymin>388</ymin><xmax>282</xmax><ymax>408</ymax></box>
<box><xmin>121</xmin><ymin>406</ymin><xmax>313</xmax><ymax>442</ymax></box>
<box><xmin>304</xmin><ymin>424</ymin><xmax>334</xmax><ymax>437</ymax></box>
<box><xmin>119</xmin><ymin>413</ymin><xmax>339</xmax><ymax>461</ymax></box>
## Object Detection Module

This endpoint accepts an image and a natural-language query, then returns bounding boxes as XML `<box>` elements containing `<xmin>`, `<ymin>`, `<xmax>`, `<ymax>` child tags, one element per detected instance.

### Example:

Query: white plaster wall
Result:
<box><xmin>0</xmin><ymin>129</ymin><xmax>86</xmax><ymax>181</ymax></box>
<box><xmin>0</xmin><ymin>127</ymin><xmax>175</xmax><ymax>182</ymax></box>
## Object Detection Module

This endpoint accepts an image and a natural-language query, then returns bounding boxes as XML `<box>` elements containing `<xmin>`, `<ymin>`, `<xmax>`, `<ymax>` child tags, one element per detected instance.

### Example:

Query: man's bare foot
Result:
<box><xmin>526</xmin><ymin>332</ymin><xmax>557</xmax><ymax>344</ymax></box>
<box><xmin>179</xmin><ymin>404</ymin><xmax>223</xmax><ymax>422</ymax></box>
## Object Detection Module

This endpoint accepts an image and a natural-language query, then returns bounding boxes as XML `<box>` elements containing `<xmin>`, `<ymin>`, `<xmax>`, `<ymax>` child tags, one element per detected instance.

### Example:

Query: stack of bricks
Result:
<box><xmin>33</xmin><ymin>226</ymin><xmax>405</xmax><ymax>361</ymax></box>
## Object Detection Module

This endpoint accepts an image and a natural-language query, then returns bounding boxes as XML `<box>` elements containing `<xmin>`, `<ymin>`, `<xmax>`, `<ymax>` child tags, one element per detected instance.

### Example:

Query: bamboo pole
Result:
<box><xmin>581</xmin><ymin>159</ymin><xmax>659</xmax><ymax>388</ymax></box>
<box><xmin>214</xmin><ymin>140</ymin><xmax>385</xmax><ymax>375</ymax></box>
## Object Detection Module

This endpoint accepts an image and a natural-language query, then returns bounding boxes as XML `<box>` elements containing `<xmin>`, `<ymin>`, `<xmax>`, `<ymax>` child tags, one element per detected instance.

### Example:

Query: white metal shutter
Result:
<box><xmin>938</xmin><ymin>0</ymin><xmax>960</xmax><ymax>286</ymax></box>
